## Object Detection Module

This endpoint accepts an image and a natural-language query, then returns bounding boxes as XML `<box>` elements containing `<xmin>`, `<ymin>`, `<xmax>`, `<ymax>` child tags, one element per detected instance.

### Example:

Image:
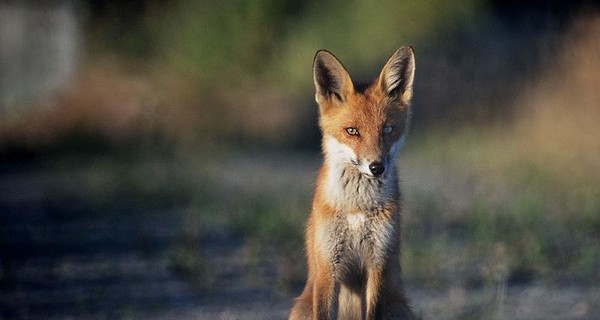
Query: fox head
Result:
<box><xmin>313</xmin><ymin>46</ymin><xmax>415</xmax><ymax>180</ymax></box>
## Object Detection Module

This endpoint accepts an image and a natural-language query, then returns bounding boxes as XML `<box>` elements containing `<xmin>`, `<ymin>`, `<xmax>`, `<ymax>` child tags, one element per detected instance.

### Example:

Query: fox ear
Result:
<box><xmin>313</xmin><ymin>50</ymin><xmax>354</xmax><ymax>105</ymax></box>
<box><xmin>378</xmin><ymin>46</ymin><xmax>415</xmax><ymax>104</ymax></box>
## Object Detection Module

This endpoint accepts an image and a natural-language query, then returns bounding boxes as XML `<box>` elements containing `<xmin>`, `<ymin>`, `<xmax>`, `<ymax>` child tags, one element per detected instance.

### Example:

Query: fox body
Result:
<box><xmin>289</xmin><ymin>47</ymin><xmax>416</xmax><ymax>320</ymax></box>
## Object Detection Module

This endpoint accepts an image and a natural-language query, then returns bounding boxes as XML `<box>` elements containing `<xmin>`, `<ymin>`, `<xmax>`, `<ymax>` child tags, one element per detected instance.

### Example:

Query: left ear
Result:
<box><xmin>377</xmin><ymin>46</ymin><xmax>415</xmax><ymax>104</ymax></box>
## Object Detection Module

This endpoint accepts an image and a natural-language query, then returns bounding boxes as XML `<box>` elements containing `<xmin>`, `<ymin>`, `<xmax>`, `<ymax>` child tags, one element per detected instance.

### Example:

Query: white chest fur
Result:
<box><xmin>315</xmin><ymin>209</ymin><xmax>395</xmax><ymax>275</ymax></box>
<box><xmin>317</xmin><ymin>135</ymin><xmax>399</xmax><ymax>273</ymax></box>
<box><xmin>346</xmin><ymin>212</ymin><xmax>366</xmax><ymax>231</ymax></box>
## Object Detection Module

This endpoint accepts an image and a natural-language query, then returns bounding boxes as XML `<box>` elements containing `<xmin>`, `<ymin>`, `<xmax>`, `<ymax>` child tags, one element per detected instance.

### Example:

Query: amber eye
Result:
<box><xmin>346</xmin><ymin>127</ymin><xmax>359</xmax><ymax>136</ymax></box>
<box><xmin>383</xmin><ymin>126</ymin><xmax>394</xmax><ymax>134</ymax></box>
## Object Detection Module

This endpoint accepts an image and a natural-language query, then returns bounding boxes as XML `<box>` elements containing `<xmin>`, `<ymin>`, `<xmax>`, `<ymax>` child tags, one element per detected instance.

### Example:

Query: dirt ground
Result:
<box><xmin>1</xmin><ymin>155</ymin><xmax>598</xmax><ymax>320</ymax></box>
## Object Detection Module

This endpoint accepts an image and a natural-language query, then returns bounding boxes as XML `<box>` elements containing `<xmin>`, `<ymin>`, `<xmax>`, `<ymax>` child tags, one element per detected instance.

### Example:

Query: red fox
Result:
<box><xmin>289</xmin><ymin>47</ymin><xmax>416</xmax><ymax>320</ymax></box>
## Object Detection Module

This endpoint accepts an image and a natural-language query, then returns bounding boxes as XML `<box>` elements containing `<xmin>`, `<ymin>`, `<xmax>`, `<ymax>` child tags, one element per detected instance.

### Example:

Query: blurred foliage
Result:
<box><xmin>0</xmin><ymin>0</ymin><xmax>473</xmax><ymax>153</ymax></box>
<box><xmin>266</xmin><ymin>0</ymin><xmax>480</xmax><ymax>89</ymax></box>
<box><xmin>3</xmin><ymin>0</ymin><xmax>599</xmax><ymax>152</ymax></box>
<box><xmin>151</xmin><ymin>0</ymin><xmax>482</xmax><ymax>147</ymax></box>
<box><xmin>86</xmin><ymin>0</ymin><xmax>161</xmax><ymax>60</ymax></box>
<box><xmin>88</xmin><ymin>0</ymin><xmax>480</xmax><ymax>87</ymax></box>
<box><xmin>157</xmin><ymin>0</ymin><xmax>301</xmax><ymax>85</ymax></box>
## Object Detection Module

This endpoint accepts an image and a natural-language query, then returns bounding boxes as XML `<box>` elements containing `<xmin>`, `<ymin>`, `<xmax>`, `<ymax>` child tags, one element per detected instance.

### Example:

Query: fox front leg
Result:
<box><xmin>365</xmin><ymin>266</ymin><xmax>384</xmax><ymax>320</ymax></box>
<box><xmin>313</xmin><ymin>268</ymin><xmax>340</xmax><ymax>320</ymax></box>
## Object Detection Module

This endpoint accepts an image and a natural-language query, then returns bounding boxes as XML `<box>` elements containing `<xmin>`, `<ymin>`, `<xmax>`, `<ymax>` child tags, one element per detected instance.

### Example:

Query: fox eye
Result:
<box><xmin>383</xmin><ymin>126</ymin><xmax>394</xmax><ymax>134</ymax></box>
<box><xmin>346</xmin><ymin>127</ymin><xmax>359</xmax><ymax>136</ymax></box>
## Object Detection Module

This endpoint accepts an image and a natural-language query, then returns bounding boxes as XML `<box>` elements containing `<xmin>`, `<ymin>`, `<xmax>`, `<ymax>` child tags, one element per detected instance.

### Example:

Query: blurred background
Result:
<box><xmin>1</xmin><ymin>0</ymin><xmax>599</xmax><ymax>319</ymax></box>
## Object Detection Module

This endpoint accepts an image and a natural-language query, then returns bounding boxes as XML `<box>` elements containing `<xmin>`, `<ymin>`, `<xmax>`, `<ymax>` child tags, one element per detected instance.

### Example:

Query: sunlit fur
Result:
<box><xmin>289</xmin><ymin>46</ymin><xmax>416</xmax><ymax>320</ymax></box>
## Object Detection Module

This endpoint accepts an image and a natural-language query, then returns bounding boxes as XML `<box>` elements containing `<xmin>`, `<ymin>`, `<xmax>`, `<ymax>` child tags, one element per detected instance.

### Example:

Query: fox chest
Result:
<box><xmin>316</xmin><ymin>211</ymin><xmax>395</xmax><ymax>277</ymax></box>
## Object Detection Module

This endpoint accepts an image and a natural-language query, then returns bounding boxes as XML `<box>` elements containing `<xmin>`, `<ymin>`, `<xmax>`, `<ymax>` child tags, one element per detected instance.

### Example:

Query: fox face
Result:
<box><xmin>314</xmin><ymin>47</ymin><xmax>415</xmax><ymax>181</ymax></box>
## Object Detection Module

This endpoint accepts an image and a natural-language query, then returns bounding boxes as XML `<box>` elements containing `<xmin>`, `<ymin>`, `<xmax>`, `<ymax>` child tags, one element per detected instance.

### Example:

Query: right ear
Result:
<box><xmin>313</xmin><ymin>50</ymin><xmax>354</xmax><ymax>106</ymax></box>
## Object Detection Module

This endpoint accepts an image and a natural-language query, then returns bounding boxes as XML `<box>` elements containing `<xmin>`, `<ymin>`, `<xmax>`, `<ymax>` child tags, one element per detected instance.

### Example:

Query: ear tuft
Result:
<box><xmin>313</xmin><ymin>50</ymin><xmax>353</xmax><ymax>104</ymax></box>
<box><xmin>378</xmin><ymin>46</ymin><xmax>416</xmax><ymax>103</ymax></box>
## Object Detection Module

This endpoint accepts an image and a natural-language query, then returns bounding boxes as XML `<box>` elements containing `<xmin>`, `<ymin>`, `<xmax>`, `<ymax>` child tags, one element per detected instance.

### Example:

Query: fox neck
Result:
<box><xmin>321</xmin><ymin>137</ymin><xmax>399</xmax><ymax>212</ymax></box>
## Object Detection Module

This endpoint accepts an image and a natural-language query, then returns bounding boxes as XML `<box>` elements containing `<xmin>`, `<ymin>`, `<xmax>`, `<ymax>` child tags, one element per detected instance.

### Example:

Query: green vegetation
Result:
<box><xmin>143</xmin><ymin>0</ymin><xmax>480</xmax><ymax>88</ymax></box>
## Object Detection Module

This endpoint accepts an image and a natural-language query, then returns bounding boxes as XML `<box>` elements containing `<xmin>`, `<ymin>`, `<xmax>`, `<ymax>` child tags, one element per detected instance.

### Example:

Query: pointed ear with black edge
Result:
<box><xmin>313</xmin><ymin>50</ymin><xmax>354</xmax><ymax>106</ymax></box>
<box><xmin>378</xmin><ymin>46</ymin><xmax>415</xmax><ymax>104</ymax></box>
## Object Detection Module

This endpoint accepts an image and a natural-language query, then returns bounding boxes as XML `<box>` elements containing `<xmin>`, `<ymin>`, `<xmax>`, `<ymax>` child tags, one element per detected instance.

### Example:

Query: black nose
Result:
<box><xmin>368</xmin><ymin>162</ymin><xmax>385</xmax><ymax>176</ymax></box>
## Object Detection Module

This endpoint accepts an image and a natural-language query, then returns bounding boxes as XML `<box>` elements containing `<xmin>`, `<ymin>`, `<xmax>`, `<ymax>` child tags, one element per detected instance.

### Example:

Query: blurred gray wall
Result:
<box><xmin>0</xmin><ymin>0</ymin><xmax>78</xmax><ymax>111</ymax></box>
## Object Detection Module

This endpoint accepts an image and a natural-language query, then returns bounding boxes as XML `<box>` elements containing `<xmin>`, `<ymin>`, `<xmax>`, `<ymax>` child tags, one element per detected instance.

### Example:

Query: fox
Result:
<box><xmin>289</xmin><ymin>46</ymin><xmax>416</xmax><ymax>320</ymax></box>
